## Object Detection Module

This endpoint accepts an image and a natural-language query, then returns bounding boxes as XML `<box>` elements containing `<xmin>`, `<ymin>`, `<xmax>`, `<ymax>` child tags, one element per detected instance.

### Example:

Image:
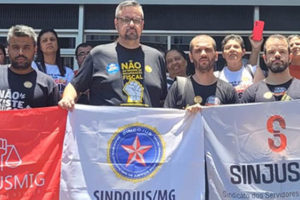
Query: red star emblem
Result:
<box><xmin>121</xmin><ymin>136</ymin><xmax>152</xmax><ymax>167</ymax></box>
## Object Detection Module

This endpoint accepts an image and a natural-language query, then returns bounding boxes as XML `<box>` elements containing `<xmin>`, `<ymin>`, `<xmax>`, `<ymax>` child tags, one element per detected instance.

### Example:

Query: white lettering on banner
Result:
<box><xmin>204</xmin><ymin>100</ymin><xmax>300</xmax><ymax>200</ymax></box>
<box><xmin>61</xmin><ymin>105</ymin><xmax>205</xmax><ymax>200</ymax></box>
<box><xmin>0</xmin><ymin>172</ymin><xmax>45</xmax><ymax>190</ymax></box>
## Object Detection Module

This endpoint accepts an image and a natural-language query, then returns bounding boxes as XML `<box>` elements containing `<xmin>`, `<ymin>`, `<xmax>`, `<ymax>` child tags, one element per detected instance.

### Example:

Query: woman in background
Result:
<box><xmin>34</xmin><ymin>28</ymin><xmax>74</xmax><ymax>96</ymax></box>
<box><xmin>165</xmin><ymin>49</ymin><xmax>189</xmax><ymax>89</ymax></box>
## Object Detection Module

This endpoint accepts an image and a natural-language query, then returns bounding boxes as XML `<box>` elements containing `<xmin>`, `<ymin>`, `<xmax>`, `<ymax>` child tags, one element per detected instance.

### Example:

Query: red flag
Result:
<box><xmin>0</xmin><ymin>106</ymin><xmax>67</xmax><ymax>200</ymax></box>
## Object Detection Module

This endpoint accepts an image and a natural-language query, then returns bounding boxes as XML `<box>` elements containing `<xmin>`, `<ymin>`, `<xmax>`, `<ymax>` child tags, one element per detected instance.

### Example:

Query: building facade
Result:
<box><xmin>0</xmin><ymin>0</ymin><xmax>299</xmax><ymax>69</ymax></box>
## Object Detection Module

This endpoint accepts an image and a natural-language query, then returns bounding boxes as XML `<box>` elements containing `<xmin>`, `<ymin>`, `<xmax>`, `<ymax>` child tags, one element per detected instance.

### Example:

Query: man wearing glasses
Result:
<box><xmin>74</xmin><ymin>43</ymin><xmax>93</xmax><ymax>104</ymax></box>
<box><xmin>59</xmin><ymin>0</ymin><xmax>167</xmax><ymax>110</ymax></box>
<box><xmin>75</xmin><ymin>43</ymin><xmax>93</xmax><ymax>71</ymax></box>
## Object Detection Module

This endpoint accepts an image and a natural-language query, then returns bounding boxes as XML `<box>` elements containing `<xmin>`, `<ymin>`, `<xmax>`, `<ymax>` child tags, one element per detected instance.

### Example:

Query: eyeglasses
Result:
<box><xmin>117</xmin><ymin>17</ymin><xmax>143</xmax><ymax>25</ymax></box>
<box><xmin>77</xmin><ymin>51</ymin><xmax>90</xmax><ymax>57</ymax></box>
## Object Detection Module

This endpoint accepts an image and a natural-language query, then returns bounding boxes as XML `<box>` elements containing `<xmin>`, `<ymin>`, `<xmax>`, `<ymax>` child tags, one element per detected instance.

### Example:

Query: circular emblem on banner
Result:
<box><xmin>23</xmin><ymin>81</ymin><xmax>33</xmax><ymax>88</ymax></box>
<box><xmin>194</xmin><ymin>96</ymin><xmax>202</xmax><ymax>104</ymax></box>
<box><xmin>108</xmin><ymin>123</ymin><xmax>165</xmax><ymax>182</ymax></box>
<box><xmin>145</xmin><ymin>65</ymin><xmax>152</xmax><ymax>73</ymax></box>
<box><xmin>264</xmin><ymin>92</ymin><xmax>273</xmax><ymax>99</ymax></box>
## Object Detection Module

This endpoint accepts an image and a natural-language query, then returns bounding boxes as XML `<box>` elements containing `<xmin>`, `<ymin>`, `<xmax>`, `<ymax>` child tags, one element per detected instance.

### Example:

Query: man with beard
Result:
<box><xmin>241</xmin><ymin>34</ymin><xmax>300</xmax><ymax>103</ymax></box>
<box><xmin>164</xmin><ymin>35</ymin><xmax>238</xmax><ymax>109</ymax></box>
<box><xmin>59</xmin><ymin>0</ymin><xmax>167</xmax><ymax>110</ymax></box>
<box><xmin>0</xmin><ymin>25</ymin><xmax>58</xmax><ymax>110</ymax></box>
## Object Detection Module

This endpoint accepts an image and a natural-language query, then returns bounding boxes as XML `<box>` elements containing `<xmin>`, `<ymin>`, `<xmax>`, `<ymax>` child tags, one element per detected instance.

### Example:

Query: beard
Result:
<box><xmin>267</xmin><ymin>61</ymin><xmax>289</xmax><ymax>73</ymax></box>
<box><xmin>125</xmin><ymin>28</ymin><xmax>139</xmax><ymax>40</ymax></box>
<box><xmin>194</xmin><ymin>61</ymin><xmax>214</xmax><ymax>73</ymax></box>
<box><xmin>11</xmin><ymin>56</ymin><xmax>31</xmax><ymax>70</ymax></box>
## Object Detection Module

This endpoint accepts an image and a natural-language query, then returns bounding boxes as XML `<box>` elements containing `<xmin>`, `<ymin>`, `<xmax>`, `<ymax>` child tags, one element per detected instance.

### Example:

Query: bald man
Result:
<box><xmin>164</xmin><ymin>35</ymin><xmax>238</xmax><ymax>109</ymax></box>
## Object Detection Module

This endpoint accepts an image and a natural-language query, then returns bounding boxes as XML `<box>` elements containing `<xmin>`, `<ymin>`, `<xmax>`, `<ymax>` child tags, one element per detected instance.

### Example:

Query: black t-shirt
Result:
<box><xmin>72</xmin><ymin>42</ymin><xmax>167</xmax><ymax>107</ymax></box>
<box><xmin>164</xmin><ymin>76</ymin><xmax>239</xmax><ymax>109</ymax></box>
<box><xmin>0</xmin><ymin>66</ymin><xmax>59</xmax><ymax>110</ymax></box>
<box><xmin>77</xmin><ymin>92</ymin><xmax>89</xmax><ymax>105</ymax></box>
<box><xmin>241</xmin><ymin>78</ymin><xmax>300</xmax><ymax>103</ymax></box>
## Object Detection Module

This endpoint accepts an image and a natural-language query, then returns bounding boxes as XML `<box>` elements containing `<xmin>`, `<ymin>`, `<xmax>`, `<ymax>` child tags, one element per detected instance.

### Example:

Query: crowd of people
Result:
<box><xmin>0</xmin><ymin>0</ymin><xmax>299</xmax><ymax>111</ymax></box>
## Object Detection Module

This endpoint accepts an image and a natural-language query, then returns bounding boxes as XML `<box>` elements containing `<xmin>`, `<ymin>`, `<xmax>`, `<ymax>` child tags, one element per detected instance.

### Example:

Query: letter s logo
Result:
<box><xmin>267</xmin><ymin>115</ymin><xmax>287</xmax><ymax>152</ymax></box>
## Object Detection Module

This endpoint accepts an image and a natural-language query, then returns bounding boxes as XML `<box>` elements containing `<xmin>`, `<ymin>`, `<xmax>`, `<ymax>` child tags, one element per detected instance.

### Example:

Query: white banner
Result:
<box><xmin>60</xmin><ymin>105</ymin><xmax>205</xmax><ymax>200</ymax></box>
<box><xmin>203</xmin><ymin>100</ymin><xmax>300</xmax><ymax>200</ymax></box>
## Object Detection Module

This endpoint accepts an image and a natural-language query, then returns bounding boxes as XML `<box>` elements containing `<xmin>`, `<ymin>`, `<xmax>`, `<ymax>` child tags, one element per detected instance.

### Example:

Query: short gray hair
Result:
<box><xmin>7</xmin><ymin>25</ymin><xmax>37</xmax><ymax>45</ymax></box>
<box><xmin>115</xmin><ymin>0</ymin><xmax>144</xmax><ymax>18</ymax></box>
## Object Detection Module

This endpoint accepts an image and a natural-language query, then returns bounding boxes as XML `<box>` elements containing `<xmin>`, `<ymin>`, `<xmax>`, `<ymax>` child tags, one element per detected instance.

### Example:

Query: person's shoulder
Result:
<box><xmin>36</xmin><ymin>70</ymin><xmax>56</xmax><ymax>84</ymax></box>
<box><xmin>254</xmin><ymin>80</ymin><xmax>266</xmax><ymax>87</ymax></box>
<box><xmin>222</xmin><ymin>66</ymin><xmax>241</xmax><ymax>74</ymax></box>
<box><xmin>216</xmin><ymin>78</ymin><xmax>234</xmax><ymax>88</ymax></box>
<box><xmin>141</xmin><ymin>44</ymin><xmax>163</xmax><ymax>55</ymax></box>
<box><xmin>90</xmin><ymin>42</ymin><xmax>116</xmax><ymax>55</ymax></box>
<box><xmin>175</xmin><ymin>75</ymin><xmax>193</xmax><ymax>84</ymax></box>
<box><xmin>289</xmin><ymin>78</ymin><xmax>300</xmax><ymax>89</ymax></box>
<box><xmin>36</xmin><ymin>69</ymin><xmax>51</xmax><ymax>79</ymax></box>
<box><xmin>93</xmin><ymin>42</ymin><xmax>115</xmax><ymax>51</ymax></box>
<box><xmin>141</xmin><ymin>44</ymin><xmax>160</xmax><ymax>53</ymax></box>
<box><xmin>31</xmin><ymin>61</ymin><xmax>38</xmax><ymax>70</ymax></box>
<box><xmin>64</xmin><ymin>66</ymin><xmax>74</xmax><ymax>73</ymax></box>
<box><xmin>0</xmin><ymin>64</ymin><xmax>9</xmax><ymax>71</ymax></box>
<box><xmin>245</xmin><ymin>79</ymin><xmax>265</xmax><ymax>92</ymax></box>
<box><xmin>44</xmin><ymin>63</ymin><xmax>59</xmax><ymax>69</ymax></box>
<box><xmin>175</xmin><ymin>75</ymin><xmax>190</xmax><ymax>81</ymax></box>
<box><xmin>35</xmin><ymin>71</ymin><xmax>58</xmax><ymax>95</ymax></box>
<box><xmin>221</xmin><ymin>66</ymin><xmax>229</xmax><ymax>72</ymax></box>
<box><xmin>245</xmin><ymin>64</ymin><xmax>256</xmax><ymax>68</ymax></box>
<box><xmin>0</xmin><ymin>65</ymin><xmax>9</xmax><ymax>76</ymax></box>
<box><xmin>240</xmin><ymin>80</ymin><xmax>265</xmax><ymax>103</ymax></box>
<box><xmin>292</xmin><ymin>77</ymin><xmax>300</xmax><ymax>83</ymax></box>
<box><xmin>173</xmin><ymin>76</ymin><xmax>189</xmax><ymax>87</ymax></box>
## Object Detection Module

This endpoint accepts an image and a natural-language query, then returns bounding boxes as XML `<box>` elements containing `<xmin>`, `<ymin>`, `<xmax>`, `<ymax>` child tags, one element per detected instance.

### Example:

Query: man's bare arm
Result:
<box><xmin>58</xmin><ymin>83</ymin><xmax>78</xmax><ymax>111</ymax></box>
